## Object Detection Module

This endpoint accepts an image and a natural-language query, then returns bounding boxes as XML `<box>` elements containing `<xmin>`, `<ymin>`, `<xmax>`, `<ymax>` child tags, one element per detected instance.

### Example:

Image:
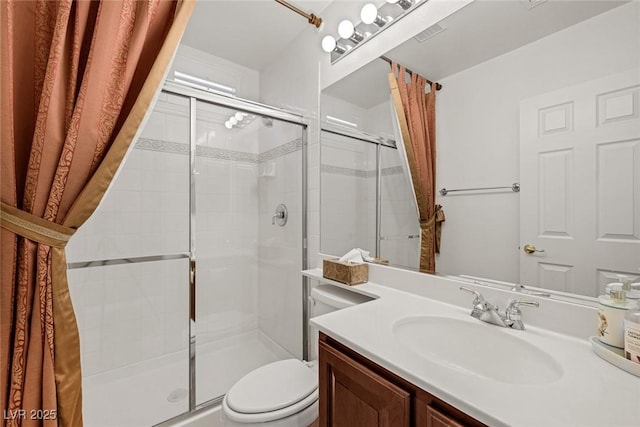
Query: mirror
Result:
<box><xmin>320</xmin><ymin>0</ymin><xmax>640</xmax><ymax>298</ymax></box>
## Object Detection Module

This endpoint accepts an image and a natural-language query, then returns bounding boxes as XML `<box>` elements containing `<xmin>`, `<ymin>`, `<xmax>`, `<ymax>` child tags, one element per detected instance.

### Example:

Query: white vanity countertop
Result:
<box><xmin>303</xmin><ymin>269</ymin><xmax>640</xmax><ymax>427</ymax></box>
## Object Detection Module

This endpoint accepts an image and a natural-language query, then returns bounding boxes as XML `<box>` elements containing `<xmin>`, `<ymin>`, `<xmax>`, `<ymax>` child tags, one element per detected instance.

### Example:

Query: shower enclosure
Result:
<box><xmin>66</xmin><ymin>81</ymin><xmax>307</xmax><ymax>426</ymax></box>
<box><xmin>320</xmin><ymin>123</ymin><xmax>419</xmax><ymax>269</ymax></box>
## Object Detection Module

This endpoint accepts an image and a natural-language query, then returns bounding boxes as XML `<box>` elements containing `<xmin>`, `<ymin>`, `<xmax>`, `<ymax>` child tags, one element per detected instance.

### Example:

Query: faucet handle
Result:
<box><xmin>506</xmin><ymin>299</ymin><xmax>539</xmax><ymax>312</ymax></box>
<box><xmin>460</xmin><ymin>286</ymin><xmax>497</xmax><ymax>316</ymax></box>
<box><xmin>460</xmin><ymin>286</ymin><xmax>485</xmax><ymax>304</ymax></box>
<box><xmin>505</xmin><ymin>299</ymin><xmax>539</xmax><ymax>329</ymax></box>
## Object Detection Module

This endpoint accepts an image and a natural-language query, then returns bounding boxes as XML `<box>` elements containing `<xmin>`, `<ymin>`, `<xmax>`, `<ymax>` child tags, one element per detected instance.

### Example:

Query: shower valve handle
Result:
<box><xmin>272</xmin><ymin>204</ymin><xmax>288</xmax><ymax>226</ymax></box>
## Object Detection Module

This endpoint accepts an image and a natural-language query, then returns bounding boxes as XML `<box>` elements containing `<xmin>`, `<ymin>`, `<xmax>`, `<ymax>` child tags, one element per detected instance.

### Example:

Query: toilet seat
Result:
<box><xmin>223</xmin><ymin>359</ymin><xmax>318</xmax><ymax>423</ymax></box>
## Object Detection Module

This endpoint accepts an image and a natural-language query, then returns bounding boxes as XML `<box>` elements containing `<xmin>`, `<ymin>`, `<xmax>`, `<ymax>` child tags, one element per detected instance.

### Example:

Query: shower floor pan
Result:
<box><xmin>82</xmin><ymin>330</ymin><xmax>291</xmax><ymax>427</ymax></box>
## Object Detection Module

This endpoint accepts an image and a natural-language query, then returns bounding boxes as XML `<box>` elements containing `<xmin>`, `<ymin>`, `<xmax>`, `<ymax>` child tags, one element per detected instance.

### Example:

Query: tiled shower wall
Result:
<box><xmin>258</xmin><ymin>124</ymin><xmax>303</xmax><ymax>360</ymax></box>
<box><xmin>67</xmin><ymin>92</ymin><xmax>192</xmax><ymax>375</ymax></box>
<box><xmin>320</xmin><ymin>95</ymin><xmax>420</xmax><ymax>268</ymax></box>
<box><xmin>320</xmin><ymin>142</ymin><xmax>419</xmax><ymax>268</ymax></box>
<box><xmin>68</xmin><ymin>63</ymin><xmax>303</xmax><ymax>376</ymax></box>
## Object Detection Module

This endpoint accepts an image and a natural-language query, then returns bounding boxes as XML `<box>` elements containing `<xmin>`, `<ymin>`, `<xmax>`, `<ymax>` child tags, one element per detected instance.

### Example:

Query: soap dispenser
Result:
<box><xmin>625</xmin><ymin>281</ymin><xmax>640</xmax><ymax>364</ymax></box>
<box><xmin>624</xmin><ymin>281</ymin><xmax>640</xmax><ymax>364</ymax></box>
<box><xmin>597</xmin><ymin>284</ymin><xmax>636</xmax><ymax>348</ymax></box>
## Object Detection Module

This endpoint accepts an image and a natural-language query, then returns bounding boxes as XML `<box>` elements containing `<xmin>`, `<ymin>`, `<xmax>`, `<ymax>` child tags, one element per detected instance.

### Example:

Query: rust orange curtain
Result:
<box><xmin>0</xmin><ymin>1</ymin><xmax>194</xmax><ymax>426</ymax></box>
<box><xmin>388</xmin><ymin>63</ymin><xmax>442</xmax><ymax>274</ymax></box>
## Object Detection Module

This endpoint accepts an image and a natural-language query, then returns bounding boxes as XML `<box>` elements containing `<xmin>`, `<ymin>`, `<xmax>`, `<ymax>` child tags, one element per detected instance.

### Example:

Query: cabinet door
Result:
<box><xmin>416</xmin><ymin>399</ymin><xmax>467</xmax><ymax>427</ymax></box>
<box><xmin>426</xmin><ymin>405</ymin><xmax>464</xmax><ymax>427</ymax></box>
<box><xmin>319</xmin><ymin>340</ymin><xmax>411</xmax><ymax>427</ymax></box>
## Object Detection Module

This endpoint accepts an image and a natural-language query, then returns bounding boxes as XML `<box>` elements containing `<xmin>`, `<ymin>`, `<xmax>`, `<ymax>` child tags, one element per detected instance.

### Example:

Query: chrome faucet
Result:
<box><xmin>460</xmin><ymin>287</ymin><xmax>539</xmax><ymax>330</ymax></box>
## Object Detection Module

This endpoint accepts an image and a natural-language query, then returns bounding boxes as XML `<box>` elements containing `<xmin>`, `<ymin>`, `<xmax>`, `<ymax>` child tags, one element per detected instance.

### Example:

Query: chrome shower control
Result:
<box><xmin>272</xmin><ymin>204</ymin><xmax>288</xmax><ymax>226</ymax></box>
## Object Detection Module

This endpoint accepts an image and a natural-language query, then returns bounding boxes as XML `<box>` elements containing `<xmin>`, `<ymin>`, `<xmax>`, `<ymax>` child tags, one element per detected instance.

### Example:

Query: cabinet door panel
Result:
<box><xmin>426</xmin><ymin>405</ymin><xmax>464</xmax><ymax>427</ymax></box>
<box><xmin>319</xmin><ymin>340</ymin><xmax>410</xmax><ymax>427</ymax></box>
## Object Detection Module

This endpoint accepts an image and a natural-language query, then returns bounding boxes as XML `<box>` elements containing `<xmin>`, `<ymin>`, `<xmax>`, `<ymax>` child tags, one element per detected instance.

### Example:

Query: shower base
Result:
<box><xmin>82</xmin><ymin>330</ymin><xmax>291</xmax><ymax>427</ymax></box>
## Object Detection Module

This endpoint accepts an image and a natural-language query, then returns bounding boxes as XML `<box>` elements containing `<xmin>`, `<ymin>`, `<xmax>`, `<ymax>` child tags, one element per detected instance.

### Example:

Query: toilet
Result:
<box><xmin>221</xmin><ymin>284</ymin><xmax>372</xmax><ymax>426</ymax></box>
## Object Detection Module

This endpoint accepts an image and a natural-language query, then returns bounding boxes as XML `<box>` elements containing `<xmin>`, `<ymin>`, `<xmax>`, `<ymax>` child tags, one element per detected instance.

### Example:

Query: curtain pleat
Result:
<box><xmin>0</xmin><ymin>1</ymin><xmax>194</xmax><ymax>426</ymax></box>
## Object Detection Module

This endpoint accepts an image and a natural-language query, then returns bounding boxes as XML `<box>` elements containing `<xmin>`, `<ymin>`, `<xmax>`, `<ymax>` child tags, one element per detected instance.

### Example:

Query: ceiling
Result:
<box><xmin>323</xmin><ymin>0</ymin><xmax>628</xmax><ymax>109</ymax></box>
<box><xmin>181</xmin><ymin>0</ymin><xmax>333</xmax><ymax>70</ymax></box>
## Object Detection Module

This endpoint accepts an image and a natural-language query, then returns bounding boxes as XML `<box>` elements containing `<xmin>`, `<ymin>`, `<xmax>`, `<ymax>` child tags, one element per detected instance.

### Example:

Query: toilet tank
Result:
<box><xmin>310</xmin><ymin>284</ymin><xmax>372</xmax><ymax>317</ymax></box>
<box><xmin>308</xmin><ymin>285</ymin><xmax>373</xmax><ymax>360</ymax></box>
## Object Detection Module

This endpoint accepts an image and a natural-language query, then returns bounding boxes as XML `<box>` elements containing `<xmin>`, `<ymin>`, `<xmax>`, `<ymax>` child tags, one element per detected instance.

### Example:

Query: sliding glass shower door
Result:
<box><xmin>66</xmin><ymin>91</ymin><xmax>192</xmax><ymax>426</ymax></box>
<box><xmin>193</xmin><ymin>100</ymin><xmax>304</xmax><ymax>405</ymax></box>
<box><xmin>67</xmin><ymin>84</ymin><xmax>307</xmax><ymax>425</ymax></box>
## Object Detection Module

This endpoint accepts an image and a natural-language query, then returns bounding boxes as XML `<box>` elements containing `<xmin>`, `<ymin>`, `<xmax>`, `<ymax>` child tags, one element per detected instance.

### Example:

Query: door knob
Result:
<box><xmin>523</xmin><ymin>244</ymin><xmax>545</xmax><ymax>254</ymax></box>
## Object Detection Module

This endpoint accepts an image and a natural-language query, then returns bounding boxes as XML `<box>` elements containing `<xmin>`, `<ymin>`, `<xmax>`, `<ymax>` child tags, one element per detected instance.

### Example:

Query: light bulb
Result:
<box><xmin>360</xmin><ymin>4</ymin><xmax>378</xmax><ymax>24</ymax></box>
<box><xmin>229</xmin><ymin>117</ymin><xmax>238</xmax><ymax>125</ymax></box>
<box><xmin>321</xmin><ymin>35</ymin><xmax>336</xmax><ymax>53</ymax></box>
<box><xmin>235</xmin><ymin>112</ymin><xmax>244</xmax><ymax>121</ymax></box>
<box><xmin>224</xmin><ymin>121</ymin><xmax>232</xmax><ymax>129</ymax></box>
<box><xmin>338</xmin><ymin>20</ymin><xmax>355</xmax><ymax>39</ymax></box>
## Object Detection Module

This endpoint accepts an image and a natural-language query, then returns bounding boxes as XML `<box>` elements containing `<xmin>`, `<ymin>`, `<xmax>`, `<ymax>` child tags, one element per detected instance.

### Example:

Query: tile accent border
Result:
<box><xmin>381</xmin><ymin>166</ymin><xmax>404</xmax><ymax>176</ymax></box>
<box><xmin>136</xmin><ymin>138</ymin><xmax>190</xmax><ymax>155</ymax></box>
<box><xmin>196</xmin><ymin>145</ymin><xmax>258</xmax><ymax>163</ymax></box>
<box><xmin>321</xmin><ymin>164</ymin><xmax>404</xmax><ymax>178</ymax></box>
<box><xmin>134</xmin><ymin>137</ymin><xmax>302</xmax><ymax>163</ymax></box>
<box><xmin>259</xmin><ymin>138</ymin><xmax>302</xmax><ymax>162</ymax></box>
<box><xmin>320</xmin><ymin>164</ymin><xmax>369</xmax><ymax>178</ymax></box>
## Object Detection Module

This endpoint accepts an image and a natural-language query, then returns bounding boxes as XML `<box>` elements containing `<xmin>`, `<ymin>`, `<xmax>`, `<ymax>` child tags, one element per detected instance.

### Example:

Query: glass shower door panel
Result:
<box><xmin>194</xmin><ymin>100</ymin><xmax>303</xmax><ymax>404</ymax></box>
<box><xmin>195</xmin><ymin>100</ymin><xmax>259</xmax><ymax>404</ymax></box>
<box><xmin>66</xmin><ymin>92</ymin><xmax>190</xmax><ymax>262</ymax></box>
<box><xmin>379</xmin><ymin>145</ymin><xmax>420</xmax><ymax>269</ymax></box>
<box><xmin>320</xmin><ymin>132</ymin><xmax>377</xmax><ymax>257</ymax></box>
<box><xmin>66</xmin><ymin>91</ymin><xmax>191</xmax><ymax>425</ymax></box>
<box><xmin>68</xmin><ymin>258</ymin><xmax>190</xmax><ymax>427</ymax></box>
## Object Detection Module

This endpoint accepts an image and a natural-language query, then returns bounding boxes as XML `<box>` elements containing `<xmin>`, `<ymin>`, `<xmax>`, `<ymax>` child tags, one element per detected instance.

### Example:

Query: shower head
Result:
<box><xmin>261</xmin><ymin>117</ymin><xmax>273</xmax><ymax>128</ymax></box>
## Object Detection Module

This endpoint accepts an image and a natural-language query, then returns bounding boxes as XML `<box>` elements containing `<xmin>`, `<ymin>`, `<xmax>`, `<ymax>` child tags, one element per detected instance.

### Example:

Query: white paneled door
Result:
<box><xmin>520</xmin><ymin>69</ymin><xmax>640</xmax><ymax>296</ymax></box>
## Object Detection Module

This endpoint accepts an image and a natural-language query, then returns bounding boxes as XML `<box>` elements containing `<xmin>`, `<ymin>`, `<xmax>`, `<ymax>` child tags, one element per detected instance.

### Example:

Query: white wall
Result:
<box><xmin>171</xmin><ymin>44</ymin><xmax>260</xmax><ymax>99</ymax></box>
<box><xmin>435</xmin><ymin>2</ymin><xmax>640</xmax><ymax>282</ymax></box>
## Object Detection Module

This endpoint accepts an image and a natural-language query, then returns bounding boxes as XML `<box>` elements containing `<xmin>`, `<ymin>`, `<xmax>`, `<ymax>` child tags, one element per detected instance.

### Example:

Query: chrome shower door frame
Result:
<box><xmin>160</xmin><ymin>80</ymin><xmax>309</xmax><ymax>420</ymax></box>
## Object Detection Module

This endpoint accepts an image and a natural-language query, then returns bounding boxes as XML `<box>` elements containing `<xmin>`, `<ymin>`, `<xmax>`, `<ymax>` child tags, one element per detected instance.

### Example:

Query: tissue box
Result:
<box><xmin>323</xmin><ymin>259</ymin><xmax>368</xmax><ymax>285</ymax></box>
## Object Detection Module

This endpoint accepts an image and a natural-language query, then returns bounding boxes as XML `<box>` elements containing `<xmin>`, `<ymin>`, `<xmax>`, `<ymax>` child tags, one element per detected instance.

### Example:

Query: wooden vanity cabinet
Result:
<box><xmin>318</xmin><ymin>333</ymin><xmax>485</xmax><ymax>427</ymax></box>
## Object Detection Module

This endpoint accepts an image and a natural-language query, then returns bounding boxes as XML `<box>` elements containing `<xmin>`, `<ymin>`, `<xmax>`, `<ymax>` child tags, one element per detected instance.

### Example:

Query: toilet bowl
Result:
<box><xmin>221</xmin><ymin>285</ymin><xmax>372</xmax><ymax>426</ymax></box>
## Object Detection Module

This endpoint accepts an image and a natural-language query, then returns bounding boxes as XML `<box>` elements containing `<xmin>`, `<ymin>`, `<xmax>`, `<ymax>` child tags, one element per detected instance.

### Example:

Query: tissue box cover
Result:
<box><xmin>323</xmin><ymin>259</ymin><xmax>368</xmax><ymax>285</ymax></box>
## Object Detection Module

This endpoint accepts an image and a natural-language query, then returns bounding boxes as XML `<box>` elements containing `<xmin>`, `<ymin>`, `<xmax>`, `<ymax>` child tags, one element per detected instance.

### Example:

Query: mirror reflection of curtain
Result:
<box><xmin>388</xmin><ymin>64</ymin><xmax>443</xmax><ymax>273</ymax></box>
<box><xmin>0</xmin><ymin>1</ymin><xmax>194</xmax><ymax>425</ymax></box>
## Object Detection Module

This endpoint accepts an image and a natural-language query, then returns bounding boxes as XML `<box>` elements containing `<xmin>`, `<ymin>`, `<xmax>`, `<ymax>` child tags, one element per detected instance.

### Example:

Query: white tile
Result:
<box><xmin>165</xmin><ymin>115</ymin><xmax>189</xmax><ymax>144</ymax></box>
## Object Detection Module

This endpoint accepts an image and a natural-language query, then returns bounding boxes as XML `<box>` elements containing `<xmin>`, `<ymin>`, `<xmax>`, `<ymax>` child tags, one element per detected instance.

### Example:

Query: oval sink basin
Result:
<box><xmin>393</xmin><ymin>316</ymin><xmax>563</xmax><ymax>385</ymax></box>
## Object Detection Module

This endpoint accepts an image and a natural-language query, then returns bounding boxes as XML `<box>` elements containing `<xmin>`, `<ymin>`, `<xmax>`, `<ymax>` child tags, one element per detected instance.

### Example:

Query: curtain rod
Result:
<box><xmin>274</xmin><ymin>0</ymin><xmax>323</xmax><ymax>28</ymax></box>
<box><xmin>380</xmin><ymin>56</ymin><xmax>442</xmax><ymax>91</ymax></box>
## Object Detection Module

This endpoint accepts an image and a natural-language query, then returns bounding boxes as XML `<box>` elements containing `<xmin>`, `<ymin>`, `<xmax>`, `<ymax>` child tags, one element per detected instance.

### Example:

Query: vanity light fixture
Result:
<box><xmin>320</xmin><ymin>0</ymin><xmax>426</xmax><ymax>62</ymax></box>
<box><xmin>338</xmin><ymin>20</ymin><xmax>365</xmax><ymax>43</ymax></box>
<box><xmin>321</xmin><ymin>35</ymin><xmax>348</xmax><ymax>54</ymax></box>
<box><xmin>387</xmin><ymin>0</ymin><xmax>413</xmax><ymax>10</ymax></box>
<box><xmin>361</xmin><ymin>3</ymin><xmax>390</xmax><ymax>27</ymax></box>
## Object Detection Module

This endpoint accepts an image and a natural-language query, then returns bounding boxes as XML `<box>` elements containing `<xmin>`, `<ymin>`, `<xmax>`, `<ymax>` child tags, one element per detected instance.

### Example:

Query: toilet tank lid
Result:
<box><xmin>311</xmin><ymin>284</ymin><xmax>373</xmax><ymax>309</ymax></box>
<box><xmin>226</xmin><ymin>359</ymin><xmax>317</xmax><ymax>414</ymax></box>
